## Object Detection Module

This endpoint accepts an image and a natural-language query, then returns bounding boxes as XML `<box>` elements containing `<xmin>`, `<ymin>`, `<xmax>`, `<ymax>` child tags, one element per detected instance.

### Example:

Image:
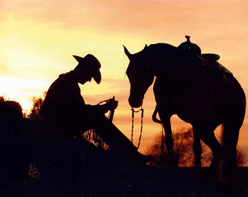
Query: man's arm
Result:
<box><xmin>72</xmin><ymin>84</ymin><xmax>117</xmax><ymax>115</ymax></box>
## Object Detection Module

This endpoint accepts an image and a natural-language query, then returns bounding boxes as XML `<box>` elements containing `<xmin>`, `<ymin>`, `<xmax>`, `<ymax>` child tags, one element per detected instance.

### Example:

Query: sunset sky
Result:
<box><xmin>1</xmin><ymin>0</ymin><xmax>248</xmax><ymax>155</ymax></box>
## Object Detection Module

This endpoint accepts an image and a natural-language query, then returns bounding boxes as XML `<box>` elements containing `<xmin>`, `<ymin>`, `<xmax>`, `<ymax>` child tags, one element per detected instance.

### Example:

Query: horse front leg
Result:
<box><xmin>158</xmin><ymin>112</ymin><xmax>174</xmax><ymax>167</ymax></box>
<box><xmin>165</xmin><ymin>124</ymin><xmax>174</xmax><ymax>167</ymax></box>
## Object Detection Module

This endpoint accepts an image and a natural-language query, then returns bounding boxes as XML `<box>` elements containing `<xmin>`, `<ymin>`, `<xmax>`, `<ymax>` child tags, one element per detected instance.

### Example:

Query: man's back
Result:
<box><xmin>40</xmin><ymin>71</ymin><xmax>86</xmax><ymax>123</ymax></box>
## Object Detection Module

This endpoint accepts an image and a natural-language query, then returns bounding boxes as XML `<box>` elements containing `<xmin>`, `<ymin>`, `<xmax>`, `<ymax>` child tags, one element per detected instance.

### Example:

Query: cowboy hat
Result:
<box><xmin>73</xmin><ymin>54</ymin><xmax>101</xmax><ymax>84</ymax></box>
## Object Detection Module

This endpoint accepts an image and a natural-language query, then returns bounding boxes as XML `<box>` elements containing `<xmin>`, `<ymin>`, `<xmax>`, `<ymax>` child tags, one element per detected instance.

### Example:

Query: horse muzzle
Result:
<box><xmin>128</xmin><ymin>94</ymin><xmax>144</xmax><ymax>108</ymax></box>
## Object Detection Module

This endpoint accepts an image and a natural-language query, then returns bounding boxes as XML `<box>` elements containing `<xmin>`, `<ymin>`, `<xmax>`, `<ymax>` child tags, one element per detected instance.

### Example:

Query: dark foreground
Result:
<box><xmin>2</xmin><ymin>166</ymin><xmax>248</xmax><ymax>197</ymax></box>
<box><xmin>1</xmin><ymin>136</ymin><xmax>248</xmax><ymax>197</ymax></box>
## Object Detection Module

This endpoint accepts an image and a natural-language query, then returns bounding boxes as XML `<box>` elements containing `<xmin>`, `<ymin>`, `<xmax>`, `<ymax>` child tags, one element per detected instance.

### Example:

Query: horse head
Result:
<box><xmin>124</xmin><ymin>45</ymin><xmax>155</xmax><ymax>108</ymax></box>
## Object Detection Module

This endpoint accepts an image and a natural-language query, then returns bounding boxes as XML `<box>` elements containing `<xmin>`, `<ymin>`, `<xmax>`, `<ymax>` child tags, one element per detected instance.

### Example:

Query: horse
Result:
<box><xmin>124</xmin><ymin>41</ymin><xmax>246</xmax><ymax>182</ymax></box>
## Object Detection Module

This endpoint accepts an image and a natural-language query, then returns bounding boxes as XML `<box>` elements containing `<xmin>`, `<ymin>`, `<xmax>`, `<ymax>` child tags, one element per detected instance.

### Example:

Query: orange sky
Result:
<box><xmin>1</xmin><ymin>0</ymin><xmax>248</xmax><ymax>156</ymax></box>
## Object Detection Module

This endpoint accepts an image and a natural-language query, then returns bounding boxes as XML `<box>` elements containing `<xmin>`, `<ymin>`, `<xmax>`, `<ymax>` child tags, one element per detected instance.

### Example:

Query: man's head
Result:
<box><xmin>73</xmin><ymin>54</ymin><xmax>101</xmax><ymax>84</ymax></box>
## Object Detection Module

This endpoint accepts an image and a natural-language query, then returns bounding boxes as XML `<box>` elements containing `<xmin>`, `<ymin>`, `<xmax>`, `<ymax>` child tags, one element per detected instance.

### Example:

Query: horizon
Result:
<box><xmin>1</xmin><ymin>0</ymin><xmax>248</xmax><ymax>164</ymax></box>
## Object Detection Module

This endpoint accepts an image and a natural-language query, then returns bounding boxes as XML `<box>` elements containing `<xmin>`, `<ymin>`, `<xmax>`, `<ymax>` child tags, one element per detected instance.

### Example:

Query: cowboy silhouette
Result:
<box><xmin>40</xmin><ymin>54</ymin><xmax>152</xmax><ymax>164</ymax></box>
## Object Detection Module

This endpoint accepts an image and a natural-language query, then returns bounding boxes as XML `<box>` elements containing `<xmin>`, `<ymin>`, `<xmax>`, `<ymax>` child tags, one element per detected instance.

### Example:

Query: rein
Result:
<box><xmin>98</xmin><ymin>97</ymin><xmax>115</xmax><ymax>122</ymax></box>
<box><xmin>131</xmin><ymin>106</ymin><xmax>144</xmax><ymax>149</ymax></box>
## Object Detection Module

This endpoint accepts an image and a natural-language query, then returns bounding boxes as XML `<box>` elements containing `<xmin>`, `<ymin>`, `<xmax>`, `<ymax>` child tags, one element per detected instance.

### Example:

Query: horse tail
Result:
<box><xmin>152</xmin><ymin>105</ymin><xmax>162</xmax><ymax>124</ymax></box>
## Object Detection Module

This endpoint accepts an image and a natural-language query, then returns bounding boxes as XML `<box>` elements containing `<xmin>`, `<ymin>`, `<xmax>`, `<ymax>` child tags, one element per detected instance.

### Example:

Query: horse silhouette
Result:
<box><xmin>124</xmin><ymin>38</ymin><xmax>246</xmax><ymax>183</ymax></box>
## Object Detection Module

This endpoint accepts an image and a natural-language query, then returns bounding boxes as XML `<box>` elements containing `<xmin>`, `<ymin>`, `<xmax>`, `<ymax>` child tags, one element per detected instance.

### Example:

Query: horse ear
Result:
<box><xmin>123</xmin><ymin>45</ymin><xmax>132</xmax><ymax>60</ymax></box>
<box><xmin>143</xmin><ymin>44</ymin><xmax>148</xmax><ymax>53</ymax></box>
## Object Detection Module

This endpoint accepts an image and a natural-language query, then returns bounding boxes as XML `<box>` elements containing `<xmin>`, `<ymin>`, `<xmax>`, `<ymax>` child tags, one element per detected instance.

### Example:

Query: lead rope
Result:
<box><xmin>131</xmin><ymin>106</ymin><xmax>144</xmax><ymax>149</ymax></box>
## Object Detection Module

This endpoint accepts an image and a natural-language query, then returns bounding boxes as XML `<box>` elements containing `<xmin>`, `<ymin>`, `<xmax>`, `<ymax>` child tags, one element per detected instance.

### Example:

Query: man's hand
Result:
<box><xmin>106</xmin><ymin>98</ymin><xmax>118</xmax><ymax>110</ymax></box>
<box><xmin>96</xmin><ymin>97</ymin><xmax>118</xmax><ymax>114</ymax></box>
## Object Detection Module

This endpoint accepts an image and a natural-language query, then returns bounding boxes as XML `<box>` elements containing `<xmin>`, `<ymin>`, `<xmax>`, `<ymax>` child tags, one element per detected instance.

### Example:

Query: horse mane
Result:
<box><xmin>140</xmin><ymin>43</ymin><xmax>200</xmax><ymax>74</ymax></box>
<box><xmin>136</xmin><ymin>43</ymin><xmax>226</xmax><ymax>85</ymax></box>
<box><xmin>127</xmin><ymin>43</ymin><xmax>226</xmax><ymax>83</ymax></box>
<box><xmin>143</xmin><ymin>43</ymin><xmax>177</xmax><ymax>55</ymax></box>
<box><xmin>147</xmin><ymin>43</ymin><xmax>176</xmax><ymax>50</ymax></box>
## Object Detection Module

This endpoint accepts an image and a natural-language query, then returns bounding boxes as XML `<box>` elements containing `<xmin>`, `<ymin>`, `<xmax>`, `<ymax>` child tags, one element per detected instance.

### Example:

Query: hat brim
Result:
<box><xmin>93</xmin><ymin>69</ymin><xmax>101</xmax><ymax>84</ymax></box>
<box><xmin>73</xmin><ymin>55</ymin><xmax>84</xmax><ymax>62</ymax></box>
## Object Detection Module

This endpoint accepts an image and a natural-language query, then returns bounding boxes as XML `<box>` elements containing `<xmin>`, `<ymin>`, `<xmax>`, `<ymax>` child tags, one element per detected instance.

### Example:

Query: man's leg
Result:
<box><xmin>91</xmin><ymin>115</ymin><xmax>153</xmax><ymax>163</ymax></box>
<box><xmin>95</xmin><ymin>116</ymin><xmax>136</xmax><ymax>152</ymax></box>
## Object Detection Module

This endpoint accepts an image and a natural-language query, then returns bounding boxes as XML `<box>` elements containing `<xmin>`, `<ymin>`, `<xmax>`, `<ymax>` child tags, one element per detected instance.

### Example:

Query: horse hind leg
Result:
<box><xmin>193</xmin><ymin>130</ymin><xmax>202</xmax><ymax>169</ymax></box>
<box><xmin>222</xmin><ymin>123</ymin><xmax>239</xmax><ymax>165</ymax></box>
<box><xmin>193</xmin><ymin>123</ymin><xmax>224</xmax><ymax>172</ymax></box>
<box><xmin>221</xmin><ymin>121</ymin><xmax>242</xmax><ymax>185</ymax></box>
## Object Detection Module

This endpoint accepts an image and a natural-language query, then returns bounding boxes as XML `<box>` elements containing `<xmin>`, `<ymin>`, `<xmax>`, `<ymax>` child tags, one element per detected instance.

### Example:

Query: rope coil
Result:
<box><xmin>131</xmin><ymin>107</ymin><xmax>144</xmax><ymax>149</ymax></box>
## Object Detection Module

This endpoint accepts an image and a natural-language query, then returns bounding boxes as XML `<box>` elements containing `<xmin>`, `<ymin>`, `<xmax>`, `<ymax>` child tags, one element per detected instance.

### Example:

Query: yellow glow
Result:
<box><xmin>1</xmin><ymin>0</ymin><xmax>248</xmax><ymax>161</ymax></box>
<box><xmin>0</xmin><ymin>76</ymin><xmax>49</xmax><ymax>112</ymax></box>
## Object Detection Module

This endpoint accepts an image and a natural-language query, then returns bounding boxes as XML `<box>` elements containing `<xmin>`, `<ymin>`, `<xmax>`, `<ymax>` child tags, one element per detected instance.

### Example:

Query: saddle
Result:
<box><xmin>179</xmin><ymin>36</ymin><xmax>232</xmax><ymax>75</ymax></box>
<box><xmin>199</xmin><ymin>53</ymin><xmax>232</xmax><ymax>74</ymax></box>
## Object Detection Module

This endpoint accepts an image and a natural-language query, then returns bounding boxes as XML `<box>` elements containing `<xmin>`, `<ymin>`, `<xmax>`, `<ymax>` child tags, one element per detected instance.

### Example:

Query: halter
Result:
<box><xmin>131</xmin><ymin>106</ymin><xmax>144</xmax><ymax>149</ymax></box>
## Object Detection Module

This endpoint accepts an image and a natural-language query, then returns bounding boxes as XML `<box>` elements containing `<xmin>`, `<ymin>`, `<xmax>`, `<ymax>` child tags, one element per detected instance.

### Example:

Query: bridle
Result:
<box><xmin>131</xmin><ymin>106</ymin><xmax>144</xmax><ymax>149</ymax></box>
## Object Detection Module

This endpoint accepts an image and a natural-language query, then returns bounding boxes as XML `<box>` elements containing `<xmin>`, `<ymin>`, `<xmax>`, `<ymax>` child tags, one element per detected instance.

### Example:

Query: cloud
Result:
<box><xmin>3</xmin><ymin>0</ymin><xmax>246</xmax><ymax>58</ymax></box>
<box><xmin>0</xmin><ymin>1</ymin><xmax>220</xmax><ymax>34</ymax></box>
<box><xmin>0</xmin><ymin>0</ymin><xmax>6</xmax><ymax>22</ymax></box>
<box><xmin>4</xmin><ymin>0</ymin><xmax>248</xmax><ymax>54</ymax></box>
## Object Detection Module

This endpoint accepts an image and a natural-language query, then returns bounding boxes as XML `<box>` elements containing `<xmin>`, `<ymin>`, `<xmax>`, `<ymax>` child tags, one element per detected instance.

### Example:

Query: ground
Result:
<box><xmin>1</xmin><ymin>117</ymin><xmax>247</xmax><ymax>196</ymax></box>
<box><xmin>2</xmin><ymin>167</ymin><xmax>248</xmax><ymax>196</ymax></box>
<box><xmin>1</xmin><ymin>136</ymin><xmax>248</xmax><ymax>197</ymax></box>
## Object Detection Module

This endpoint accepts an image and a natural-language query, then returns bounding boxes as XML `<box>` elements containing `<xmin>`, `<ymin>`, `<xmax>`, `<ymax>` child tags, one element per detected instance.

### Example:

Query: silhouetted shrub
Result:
<box><xmin>145</xmin><ymin>127</ymin><xmax>208</xmax><ymax>167</ymax></box>
<box><xmin>27</xmin><ymin>91</ymin><xmax>47</xmax><ymax>120</ymax></box>
<box><xmin>146</xmin><ymin>127</ymin><xmax>245</xmax><ymax>168</ymax></box>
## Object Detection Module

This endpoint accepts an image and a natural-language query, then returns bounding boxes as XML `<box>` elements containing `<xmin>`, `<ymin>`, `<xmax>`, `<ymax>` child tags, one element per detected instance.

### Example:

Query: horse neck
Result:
<box><xmin>145</xmin><ymin>44</ymin><xmax>178</xmax><ymax>78</ymax></box>
<box><xmin>148</xmin><ymin>50</ymin><xmax>202</xmax><ymax>79</ymax></box>
<box><xmin>148</xmin><ymin>56</ymin><xmax>175</xmax><ymax>78</ymax></box>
